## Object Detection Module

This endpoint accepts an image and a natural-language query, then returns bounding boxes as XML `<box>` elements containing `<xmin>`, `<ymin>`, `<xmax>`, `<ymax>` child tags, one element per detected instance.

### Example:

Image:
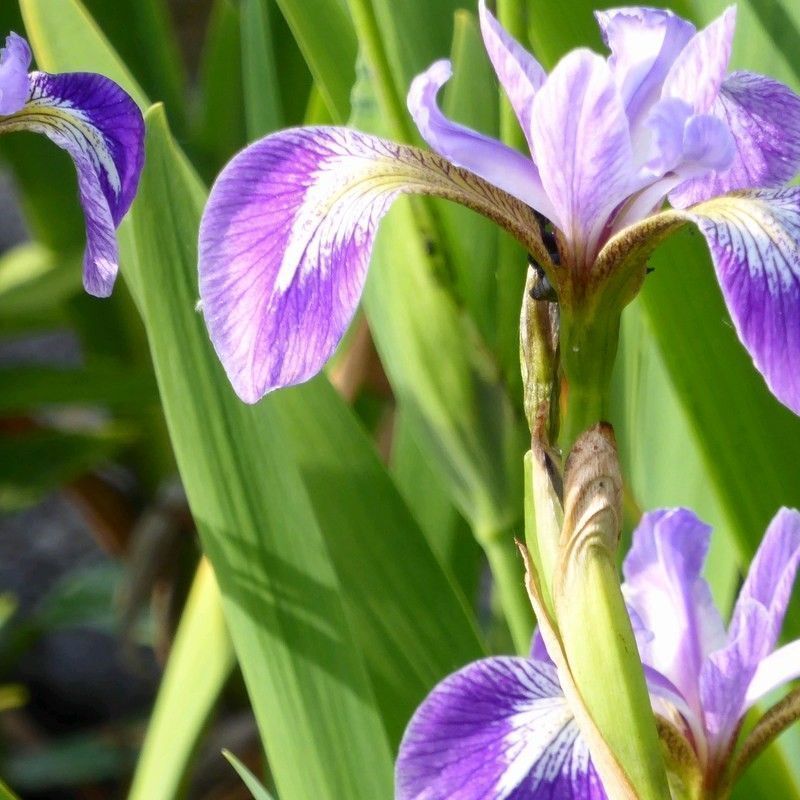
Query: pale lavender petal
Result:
<box><xmin>595</xmin><ymin>7</ymin><xmax>695</xmax><ymax>126</ymax></box>
<box><xmin>529</xmin><ymin>630</ymin><xmax>551</xmax><ymax>663</ymax></box>
<box><xmin>407</xmin><ymin>59</ymin><xmax>554</xmax><ymax>218</ymax></box>
<box><xmin>0</xmin><ymin>32</ymin><xmax>31</xmax><ymax>115</ymax></box>
<box><xmin>700</xmin><ymin>600</ymin><xmax>772</xmax><ymax>750</ymax></box>
<box><xmin>686</xmin><ymin>190</ymin><xmax>800</xmax><ymax>415</ymax></box>
<box><xmin>661</xmin><ymin>6</ymin><xmax>737</xmax><ymax>113</ymax></box>
<box><xmin>729</xmin><ymin>508</ymin><xmax>800</xmax><ymax>654</ymax></box>
<box><xmin>670</xmin><ymin>71</ymin><xmax>800</xmax><ymax>207</ymax></box>
<box><xmin>744</xmin><ymin>639</ymin><xmax>800</xmax><ymax>709</ymax></box>
<box><xmin>396</xmin><ymin>657</ymin><xmax>605</xmax><ymax>800</ymax></box>
<box><xmin>477</xmin><ymin>0</ymin><xmax>546</xmax><ymax>139</ymax></box>
<box><xmin>530</xmin><ymin>49</ymin><xmax>634</xmax><ymax>268</ymax></box>
<box><xmin>701</xmin><ymin>508</ymin><xmax>800</xmax><ymax>746</ymax></box>
<box><xmin>622</xmin><ymin>508</ymin><xmax>725</xmax><ymax>711</ymax></box>
<box><xmin>0</xmin><ymin>71</ymin><xmax>144</xmax><ymax>296</ymax></box>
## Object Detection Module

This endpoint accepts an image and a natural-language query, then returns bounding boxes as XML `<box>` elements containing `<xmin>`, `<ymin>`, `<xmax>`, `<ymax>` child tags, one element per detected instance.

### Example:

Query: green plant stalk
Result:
<box><xmin>480</xmin><ymin>527</ymin><xmax>534</xmax><ymax>654</ymax></box>
<box><xmin>559</xmin><ymin>306</ymin><xmax>621</xmax><ymax>450</ymax></box>
<box><xmin>551</xmin><ymin>308</ymin><xmax>670</xmax><ymax>800</ymax></box>
<box><xmin>558</xmin><ymin>547</ymin><xmax>670</xmax><ymax>800</ymax></box>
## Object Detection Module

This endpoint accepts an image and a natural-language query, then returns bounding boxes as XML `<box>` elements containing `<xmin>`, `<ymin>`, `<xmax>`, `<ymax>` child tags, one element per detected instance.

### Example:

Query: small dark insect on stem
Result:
<box><xmin>528</xmin><ymin>211</ymin><xmax>559</xmax><ymax>302</ymax></box>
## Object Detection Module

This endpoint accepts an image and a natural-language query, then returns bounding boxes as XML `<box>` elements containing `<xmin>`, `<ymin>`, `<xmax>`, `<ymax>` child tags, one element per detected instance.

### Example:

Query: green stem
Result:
<box><xmin>346</xmin><ymin>0</ymin><xmax>414</xmax><ymax>143</ymax></box>
<box><xmin>559</xmin><ymin>306</ymin><xmax>621</xmax><ymax>450</ymax></box>
<box><xmin>482</xmin><ymin>529</ymin><xmax>534</xmax><ymax>654</ymax></box>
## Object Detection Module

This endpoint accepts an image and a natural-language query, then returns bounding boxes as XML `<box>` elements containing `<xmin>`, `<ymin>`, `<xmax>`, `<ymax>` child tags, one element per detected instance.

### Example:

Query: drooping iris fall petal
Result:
<box><xmin>0</xmin><ymin>67</ymin><xmax>143</xmax><ymax>296</ymax></box>
<box><xmin>395</xmin><ymin>657</ymin><xmax>604</xmax><ymax>800</ymax></box>
<box><xmin>198</xmin><ymin>125</ymin><xmax>541</xmax><ymax>403</ymax></box>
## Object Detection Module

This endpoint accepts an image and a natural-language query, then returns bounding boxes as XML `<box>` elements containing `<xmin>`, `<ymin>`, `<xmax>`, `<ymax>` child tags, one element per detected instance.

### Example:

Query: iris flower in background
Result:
<box><xmin>199</xmin><ymin>2</ymin><xmax>800</xmax><ymax>415</ymax></box>
<box><xmin>0</xmin><ymin>32</ymin><xmax>144</xmax><ymax>296</ymax></box>
<box><xmin>395</xmin><ymin>507</ymin><xmax>800</xmax><ymax>799</ymax></box>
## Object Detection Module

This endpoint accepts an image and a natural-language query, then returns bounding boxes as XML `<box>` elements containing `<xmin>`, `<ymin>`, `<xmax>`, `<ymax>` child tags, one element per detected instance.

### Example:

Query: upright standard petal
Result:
<box><xmin>670</xmin><ymin>72</ymin><xmax>800</xmax><ymax>207</ymax></box>
<box><xmin>530</xmin><ymin>49</ymin><xmax>634</xmax><ymax>269</ymax></box>
<box><xmin>477</xmin><ymin>0</ymin><xmax>546</xmax><ymax>138</ymax></box>
<box><xmin>700</xmin><ymin>508</ymin><xmax>800</xmax><ymax>749</ymax></box>
<box><xmin>661</xmin><ymin>6</ymin><xmax>737</xmax><ymax>114</ymax></box>
<box><xmin>622</xmin><ymin>508</ymin><xmax>725</xmax><ymax>711</ymax></box>
<box><xmin>595</xmin><ymin>7</ymin><xmax>695</xmax><ymax>126</ymax></box>
<box><xmin>728</xmin><ymin>508</ymin><xmax>800</xmax><ymax>656</ymax></box>
<box><xmin>0</xmin><ymin>71</ymin><xmax>144</xmax><ymax>296</ymax></box>
<box><xmin>0</xmin><ymin>32</ymin><xmax>31</xmax><ymax>114</ymax></box>
<box><xmin>395</xmin><ymin>657</ymin><xmax>604</xmax><ymax>800</ymax></box>
<box><xmin>199</xmin><ymin>126</ymin><xmax>543</xmax><ymax>402</ymax></box>
<box><xmin>407</xmin><ymin>60</ymin><xmax>554</xmax><ymax>218</ymax></box>
<box><xmin>685</xmin><ymin>189</ymin><xmax>800</xmax><ymax>415</ymax></box>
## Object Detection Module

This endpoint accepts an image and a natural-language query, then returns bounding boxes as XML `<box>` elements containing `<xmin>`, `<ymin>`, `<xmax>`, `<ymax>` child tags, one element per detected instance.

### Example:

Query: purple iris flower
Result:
<box><xmin>199</xmin><ymin>3</ymin><xmax>800</xmax><ymax>415</ymax></box>
<box><xmin>0</xmin><ymin>32</ymin><xmax>144</xmax><ymax>297</ymax></box>
<box><xmin>395</xmin><ymin>507</ymin><xmax>800</xmax><ymax>799</ymax></box>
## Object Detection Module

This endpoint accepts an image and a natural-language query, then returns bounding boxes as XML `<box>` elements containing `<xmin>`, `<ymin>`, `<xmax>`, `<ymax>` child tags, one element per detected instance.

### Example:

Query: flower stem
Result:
<box><xmin>482</xmin><ymin>527</ymin><xmax>534</xmax><ymax>654</ymax></box>
<box><xmin>559</xmin><ymin>305</ymin><xmax>620</xmax><ymax>450</ymax></box>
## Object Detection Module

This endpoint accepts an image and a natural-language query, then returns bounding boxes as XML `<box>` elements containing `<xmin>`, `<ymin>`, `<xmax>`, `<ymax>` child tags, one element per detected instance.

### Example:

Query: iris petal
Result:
<box><xmin>661</xmin><ymin>6</ymin><xmax>737</xmax><ymax>113</ymax></box>
<box><xmin>687</xmin><ymin>190</ymin><xmax>800</xmax><ymax>415</ymax></box>
<box><xmin>530</xmin><ymin>48</ymin><xmax>634</xmax><ymax>269</ymax></box>
<box><xmin>670</xmin><ymin>71</ymin><xmax>800</xmax><ymax>207</ymax></box>
<box><xmin>477</xmin><ymin>0</ymin><xmax>546</xmax><ymax>142</ymax></box>
<box><xmin>622</xmin><ymin>508</ymin><xmax>725</xmax><ymax>713</ymax></box>
<box><xmin>198</xmin><ymin>126</ymin><xmax>542</xmax><ymax>403</ymax></box>
<box><xmin>407</xmin><ymin>59</ymin><xmax>554</xmax><ymax>218</ymax></box>
<box><xmin>395</xmin><ymin>657</ymin><xmax>604</xmax><ymax>800</ymax></box>
<box><xmin>701</xmin><ymin>508</ymin><xmax>800</xmax><ymax>747</ymax></box>
<box><xmin>0</xmin><ymin>32</ymin><xmax>31</xmax><ymax>114</ymax></box>
<box><xmin>0</xmin><ymin>71</ymin><xmax>144</xmax><ymax>296</ymax></box>
<box><xmin>595</xmin><ymin>6</ymin><xmax>695</xmax><ymax>126</ymax></box>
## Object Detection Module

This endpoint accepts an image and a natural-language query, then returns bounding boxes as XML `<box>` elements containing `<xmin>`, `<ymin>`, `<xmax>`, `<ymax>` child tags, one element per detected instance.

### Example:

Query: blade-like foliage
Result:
<box><xmin>128</xmin><ymin>560</ymin><xmax>235</xmax><ymax>800</ymax></box>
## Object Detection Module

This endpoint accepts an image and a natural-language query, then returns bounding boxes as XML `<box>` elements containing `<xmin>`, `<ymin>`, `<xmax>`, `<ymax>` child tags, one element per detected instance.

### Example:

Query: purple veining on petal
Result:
<box><xmin>622</xmin><ymin>508</ymin><xmax>725</xmax><ymax>714</ymax></box>
<box><xmin>687</xmin><ymin>189</ymin><xmax>800</xmax><ymax>415</ymax></box>
<box><xmin>0</xmin><ymin>32</ymin><xmax>31</xmax><ymax>115</ymax></box>
<box><xmin>395</xmin><ymin>657</ymin><xmax>605</xmax><ymax>800</ymax></box>
<box><xmin>477</xmin><ymin>0</ymin><xmax>546</xmax><ymax>144</ymax></box>
<box><xmin>6</xmin><ymin>72</ymin><xmax>144</xmax><ymax>295</ymax></box>
<box><xmin>530</xmin><ymin>48</ymin><xmax>634</xmax><ymax>268</ymax></box>
<box><xmin>661</xmin><ymin>6</ymin><xmax>737</xmax><ymax>114</ymax></box>
<box><xmin>670</xmin><ymin>71</ymin><xmax>800</xmax><ymax>207</ymax></box>
<box><xmin>199</xmin><ymin>127</ymin><xmax>405</xmax><ymax>402</ymax></box>
<box><xmin>595</xmin><ymin>7</ymin><xmax>695</xmax><ymax>127</ymax></box>
<box><xmin>407</xmin><ymin>59</ymin><xmax>554</xmax><ymax>218</ymax></box>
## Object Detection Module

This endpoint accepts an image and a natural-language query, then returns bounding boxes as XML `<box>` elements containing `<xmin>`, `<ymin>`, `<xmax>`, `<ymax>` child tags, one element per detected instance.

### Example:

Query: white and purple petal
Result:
<box><xmin>198</xmin><ymin>126</ymin><xmax>541</xmax><ymax>403</ymax></box>
<box><xmin>670</xmin><ymin>71</ymin><xmax>800</xmax><ymax>207</ymax></box>
<box><xmin>686</xmin><ymin>190</ymin><xmax>800</xmax><ymax>415</ymax></box>
<box><xmin>595</xmin><ymin>7</ymin><xmax>695</xmax><ymax>127</ymax></box>
<box><xmin>407</xmin><ymin>59</ymin><xmax>554</xmax><ymax>218</ymax></box>
<box><xmin>0</xmin><ymin>32</ymin><xmax>31</xmax><ymax>115</ymax></box>
<box><xmin>622</xmin><ymin>508</ymin><xmax>725</xmax><ymax>710</ymax></box>
<box><xmin>0</xmin><ymin>71</ymin><xmax>144</xmax><ymax>295</ymax></box>
<box><xmin>530</xmin><ymin>49</ymin><xmax>634</xmax><ymax>269</ymax></box>
<box><xmin>661</xmin><ymin>6</ymin><xmax>737</xmax><ymax>114</ymax></box>
<box><xmin>395</xmin><ymin>657</ymin><xmax>604</xmax><ymax>800</ymax></box>
<box><xmin>477</xmin><ymin>0</ymin><xmax>546</xmax><ymax>142</ymax></box>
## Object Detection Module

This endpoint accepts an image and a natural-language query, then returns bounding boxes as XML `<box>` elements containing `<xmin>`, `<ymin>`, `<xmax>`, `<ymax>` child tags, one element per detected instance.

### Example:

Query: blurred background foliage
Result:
<box><xmin>0</xmin><ymin>0</ymin><xmax>798</xmax><ymax>797</ymax></box>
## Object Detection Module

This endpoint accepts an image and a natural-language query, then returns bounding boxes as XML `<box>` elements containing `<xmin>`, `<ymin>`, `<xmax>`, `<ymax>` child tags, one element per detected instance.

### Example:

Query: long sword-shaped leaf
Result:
<box><xmin>127</xmin><ymin>560</ymin><xmax>235</xmax><ymax>800</ymax></box>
